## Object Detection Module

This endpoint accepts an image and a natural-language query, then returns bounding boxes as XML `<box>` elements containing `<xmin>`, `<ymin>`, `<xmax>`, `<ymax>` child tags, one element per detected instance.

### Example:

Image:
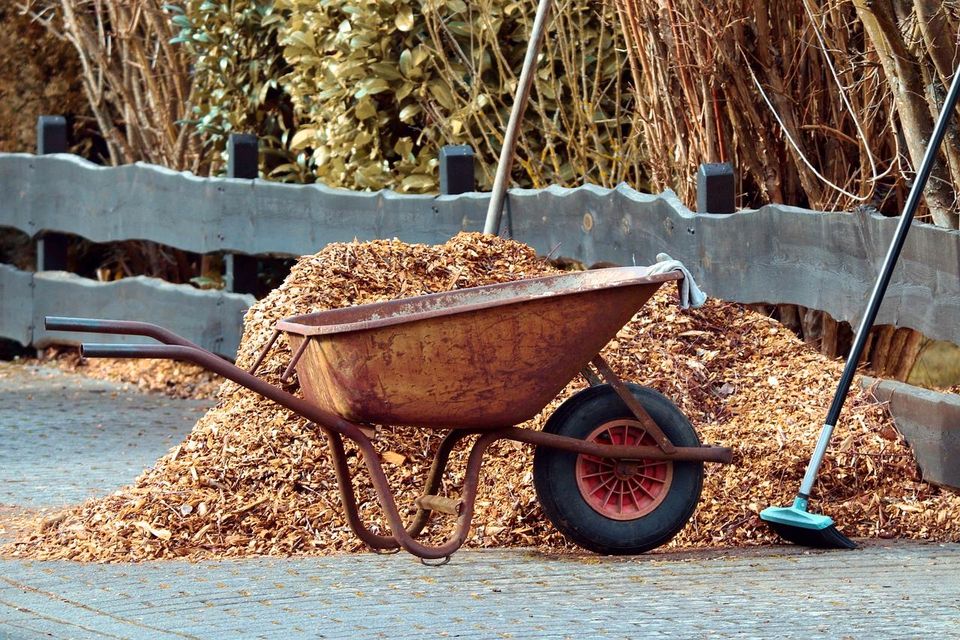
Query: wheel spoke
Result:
<box><xmin>581</xmin><ymin>454</ymin><xmax>614</xmax><ymax>468</ymax></box>
<box><xmin>597</xmin><ymin>475</ymin><xmax>620</xmax><ymax>507</ymax></box>
<box><xmin>636</xmin><ymin>472</ymin><xmax>668</xmax><ymax>484</ymax></box>
<box><xmin>631</xmin><ymin>479</ymin><xmax>658</xmax><ymax>500</ymax></box>
<box><xmin>627</xmin><ymin>482</ymin><xmax>643</xmax><ymax>509</ymax></box>
<box><xmin>591</xmin><ymin>474</ymin><xmax>616</xmax><ymax>499</ymax></box>
<box><xmin>637</xmin><ymin>484</ymin><xmax>657</xmax><ymax>500</ymax></box>
<box><xmin>629</xmin><ymin>425</ymin><xmax>647</xmax><ymax>445</ymax></box>
<box><xmin>579</xmin><ymin>470</ymin><xmax>612</xmax><ymax>481</ymax></box>
<box><xmin>601</xmin><ymin>482</ymin><xmax>617</xmax><ymax>509</ymax></box>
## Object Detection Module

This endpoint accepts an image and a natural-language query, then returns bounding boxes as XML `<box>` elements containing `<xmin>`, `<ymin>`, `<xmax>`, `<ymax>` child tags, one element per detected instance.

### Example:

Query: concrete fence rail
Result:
<box><xmin>863</xmin><ymin>377</ymin><xmax>960</xmax><ymax>489</ymax></box>
<box><xmin>0</xmin><ymin>264</ymin><xmax>253</xmax><ymax>357</ymax></box>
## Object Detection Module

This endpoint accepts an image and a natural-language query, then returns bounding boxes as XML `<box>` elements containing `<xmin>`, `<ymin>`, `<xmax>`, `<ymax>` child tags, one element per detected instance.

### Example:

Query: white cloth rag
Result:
<box><xmin>647</xmin><ymin>253</ymin><xmax>707</xmax><ymax>309</ymax></box>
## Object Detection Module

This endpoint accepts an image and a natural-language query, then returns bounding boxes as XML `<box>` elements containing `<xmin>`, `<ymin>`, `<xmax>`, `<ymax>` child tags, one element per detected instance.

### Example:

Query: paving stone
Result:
<box><xmin>0</xmin><ymin>363</ymin><xmax>211</xmax><ymax>508</ymax></box>
<box><xmin>1</xmin><ymin>544</ymin><xmax>959</xmax><ymax>639</ymax></box>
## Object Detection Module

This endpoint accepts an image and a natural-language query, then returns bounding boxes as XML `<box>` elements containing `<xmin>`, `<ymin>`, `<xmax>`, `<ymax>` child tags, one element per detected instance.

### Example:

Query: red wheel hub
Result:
<box><xmin>575</xmin><ymin>419</ymin><xmax>673</xmax><ymax>520</ymax></box>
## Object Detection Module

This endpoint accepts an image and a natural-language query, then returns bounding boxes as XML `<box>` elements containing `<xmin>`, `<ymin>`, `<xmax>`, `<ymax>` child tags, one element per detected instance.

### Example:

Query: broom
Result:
<box><xmin>760</xmin><ymin>66</ymin><xmax>960</xmax><ymax>548</ymax></box>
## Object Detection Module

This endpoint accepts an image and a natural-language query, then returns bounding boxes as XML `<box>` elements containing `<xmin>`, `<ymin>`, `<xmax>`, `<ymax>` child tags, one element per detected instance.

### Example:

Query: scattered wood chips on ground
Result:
<box><xmin>46</xmin><ymin>349</ymin><xmax>221</xmax><ymax>400</ymax></box>
<box><xmin>6</xmin><ymin>232</ymin><xmax>960</xmax><ymax>561</ymax></box>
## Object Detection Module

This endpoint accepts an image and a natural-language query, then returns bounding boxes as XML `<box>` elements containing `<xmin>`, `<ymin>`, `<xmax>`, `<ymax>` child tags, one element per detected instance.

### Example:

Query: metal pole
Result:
<box><xmin>36</xmin><ymin>116</ymin><xmax>70</xmax><ymax>271</ymax></box>
<box><xmin>483</xmin><ymin>0</ymin><xmax>553</xmax><ymax>235</ymax></box>
<box><xmin>225</xmin><ymin>133</ymin><xmax>259</xmax><ymax>295</ymax></box>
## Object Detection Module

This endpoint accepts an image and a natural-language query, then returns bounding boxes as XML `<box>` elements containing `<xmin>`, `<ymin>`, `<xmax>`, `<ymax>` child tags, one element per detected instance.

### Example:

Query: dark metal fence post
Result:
<box><xmin>36</xmin><ymin>116</ymin><xmax>70</xmax><ymax>271</ymax></box>
<box><xmin>696</xmin><ymin>163</ymin><xmax>735</xmax><ymax>214</ymax></box>
<box><xmin>439</xmin><ymin>145</ymin><xmax>475</xmax><ymax>195</ymax></box>
<box><xmin>224</xmin><ymin>134</ymin><xmax>259</xmax><ymax>296</ymax></box>
<box><xmin>227</xmin><ymin>133</ymin><xmax>258</xmax><ymax>181</ymax></box>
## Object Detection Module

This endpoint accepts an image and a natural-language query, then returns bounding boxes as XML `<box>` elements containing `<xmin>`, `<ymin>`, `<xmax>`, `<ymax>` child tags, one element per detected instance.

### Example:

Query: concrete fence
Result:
<box><xmin>1</xmin><ymin>133</ymin><xmax>959</xmax><ymax>487</ymax></box>
<box><xmin>2</xmin><ymin>151</ymin><xmax>959</xmax><ymax>356</ymax></box>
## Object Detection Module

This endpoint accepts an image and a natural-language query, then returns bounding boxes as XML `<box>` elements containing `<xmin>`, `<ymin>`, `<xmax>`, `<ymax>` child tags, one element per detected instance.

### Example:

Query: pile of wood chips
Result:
<box><xmin>47</xmin><ymin>348</ymin><xmax>221</xmax><ymax>400</ymax></box>
<box><xmin>7</xmin><ymin>233</ymin><xmax>960</xmax><ymax>561</ymax></box>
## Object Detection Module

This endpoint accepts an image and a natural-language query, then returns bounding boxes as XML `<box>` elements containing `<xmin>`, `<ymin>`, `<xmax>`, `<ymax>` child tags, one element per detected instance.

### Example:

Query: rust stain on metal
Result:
<box><xmin>278</xmin><ymin>267</ymin><xmax>681</xmax><ymax>429</ymax></box>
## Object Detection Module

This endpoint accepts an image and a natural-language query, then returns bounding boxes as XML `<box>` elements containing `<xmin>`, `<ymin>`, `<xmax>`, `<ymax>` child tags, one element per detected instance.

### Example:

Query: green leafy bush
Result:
<box><xmin>171</xmin><ymin>0</ymin><xmax>642</xmax><ymax>190</ymax></box>
<box><xmin>171</xmin><ymin>0</ymin><xmax>301</xmax><ymax>177</ymax></box>
<box><xmin>275</xmin><ymin>0</ymin><xmax>642</xmax><ymax>191</ymax></box>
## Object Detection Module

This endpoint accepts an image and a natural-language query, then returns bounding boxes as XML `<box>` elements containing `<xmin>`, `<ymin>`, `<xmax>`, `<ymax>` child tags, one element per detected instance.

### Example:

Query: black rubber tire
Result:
<box><xmin>533</xmin><ymin>383</ymin><xmax>703</xmax><ymax>555</ymax></box>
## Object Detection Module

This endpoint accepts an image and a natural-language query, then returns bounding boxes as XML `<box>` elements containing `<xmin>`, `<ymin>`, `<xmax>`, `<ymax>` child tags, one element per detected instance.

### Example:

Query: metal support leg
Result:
<box><xmin>589</xmin><ymin>355</ymin><xmax>676</xmax><ymax>454</ymax></box>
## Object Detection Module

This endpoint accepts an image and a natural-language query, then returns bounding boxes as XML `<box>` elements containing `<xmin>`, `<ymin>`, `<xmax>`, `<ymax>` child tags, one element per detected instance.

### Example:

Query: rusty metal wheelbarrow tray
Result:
<box><xmin>46</xmin><ymin>266</ymin><xmax>731</xmax><ymax>561</ymax></box>
<box><xmin>275</xmin><ymin>266</ymin><xmax>681</xmax><ymax>429</ymax></box>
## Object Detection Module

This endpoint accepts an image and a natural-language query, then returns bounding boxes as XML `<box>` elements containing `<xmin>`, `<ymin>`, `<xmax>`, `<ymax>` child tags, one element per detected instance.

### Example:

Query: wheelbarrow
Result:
<box><xmin>46</xmin><ymin>265</ymin><xmax>732</xmax><ymax>561</ymax></box>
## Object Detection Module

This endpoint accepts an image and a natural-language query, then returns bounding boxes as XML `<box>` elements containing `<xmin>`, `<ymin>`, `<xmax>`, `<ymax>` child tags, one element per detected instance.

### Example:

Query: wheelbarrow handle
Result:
<box><xmin>79</xmin><ymin>342</ymin><xmax>359</xmax><ymax>436</ymax></box>
<box><xmin>45</xmin><ymin>316</ymin><xmax>201</xmax><ymax>349</ymax></box>
<box><xmin>81</xmin><ymin>343</ymin><xmax>183</xmax><ymax>359</ymax></box>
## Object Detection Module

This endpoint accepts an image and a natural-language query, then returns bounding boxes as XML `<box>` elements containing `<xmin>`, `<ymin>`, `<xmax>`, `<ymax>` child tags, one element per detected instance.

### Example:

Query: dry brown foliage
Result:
<box><xmin>0</xmin><ymin>3</ymin><xmax>88</xmax><ymax>153</ymax></box>
<box><xmin>615</xmin><ymin>0</ymin><xmax>960</xmax><ymax>229</ymax></box>
<box><xmin>615</xmin><ymin>0</ymin><xmax>960</xmax><ymax>379</ymax></box>
<box><xmin>24</xmin><ymin>0</ymin><xmax>205</xmax><ymax>171</ymax></box>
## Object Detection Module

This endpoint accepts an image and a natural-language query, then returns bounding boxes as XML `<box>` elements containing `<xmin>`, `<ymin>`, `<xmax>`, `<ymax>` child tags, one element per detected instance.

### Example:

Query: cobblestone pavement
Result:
<box><xmin>1</xmin><ymin>361</ymin><xmax>959</xmax><ymax>639</ymax></box>
<box><xmin>0</xmin><ymin>362</ymin><xmax>210</xmax><ymax>508</ymax></box>
<box><xmin>2</xmin><ymin>543</ymin><xmax>958</xmax><ymax>639</ymax></box>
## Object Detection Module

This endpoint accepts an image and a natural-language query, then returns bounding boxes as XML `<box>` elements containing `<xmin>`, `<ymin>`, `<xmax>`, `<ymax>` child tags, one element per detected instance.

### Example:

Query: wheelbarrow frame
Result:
<box><xmin>46</xmin><ymin>314</ymin><xmax>731</xmax><ymax>561</ymax></box>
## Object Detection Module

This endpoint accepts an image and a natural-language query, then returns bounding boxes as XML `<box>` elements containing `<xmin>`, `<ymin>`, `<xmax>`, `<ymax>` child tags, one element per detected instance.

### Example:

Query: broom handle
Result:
<box><xmin>483</xmin><ymin>0</ymin><xmax>553</xmax><ymax>235</ymax></box>
<box><xmin>798</xmin><ymin>67</ymin><xmax>960</xmax><ymax>499</ymax></box>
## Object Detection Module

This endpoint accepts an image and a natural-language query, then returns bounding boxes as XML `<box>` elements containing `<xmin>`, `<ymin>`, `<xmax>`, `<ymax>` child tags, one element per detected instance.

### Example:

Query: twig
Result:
<box><xmin>738</xmin><ymin>43</ymin><xmax>869</xmax><ymax>202</ymax></box>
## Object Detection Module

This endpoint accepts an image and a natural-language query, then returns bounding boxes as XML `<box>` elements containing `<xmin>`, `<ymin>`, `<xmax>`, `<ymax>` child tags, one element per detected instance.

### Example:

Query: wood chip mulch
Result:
<box><xmin>46</xmin><ymin>349</ymin><xmax>221</xmax><ymax>400</ymax></box>
<box><xmin>5</xmin><ymin>232</ymin><xmax>959</xmax><ymax>561</ymax></box>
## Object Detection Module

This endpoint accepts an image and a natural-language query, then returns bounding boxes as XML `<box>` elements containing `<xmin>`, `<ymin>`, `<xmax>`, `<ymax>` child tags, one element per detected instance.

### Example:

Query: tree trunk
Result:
<box><xmin>854</xmin><ymin>0</ymin><xmax>959</xmax><ymax>228</ymax></box>
<box><xmin>915</xmin><ymin>1</ymin><xmax>960</xmax><ymax>213</ymax></box>
<box><xmin>890</xmin><ymin>328</ymin><xmax>925</xmax><ymax>381</ymax></box>
<box><xmin>800</xmin><ymin>307</ymin><xmax>822</xmax><ymax>347</ymax></box>
<box><xmin>777</xmin><ymin>304</ymin><xmax>802</xmax><ymax>336</ymax></box>
<box><xmin>821</xmin><ymin>313</ymin><xmax>839</xmax><ymax>358</ymax></box>
<box><xmin>870</xmin><ymin>325</ymin><xmax>897</xmax><ymax>374</ymax></box>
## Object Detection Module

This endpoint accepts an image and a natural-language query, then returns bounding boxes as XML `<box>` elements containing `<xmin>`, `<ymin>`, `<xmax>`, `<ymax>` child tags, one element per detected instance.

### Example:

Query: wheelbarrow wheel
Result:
<box><xmin>533</xmin><ymin>384</ymin><xmax>703</xmax><ymax>555</ymax></box>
